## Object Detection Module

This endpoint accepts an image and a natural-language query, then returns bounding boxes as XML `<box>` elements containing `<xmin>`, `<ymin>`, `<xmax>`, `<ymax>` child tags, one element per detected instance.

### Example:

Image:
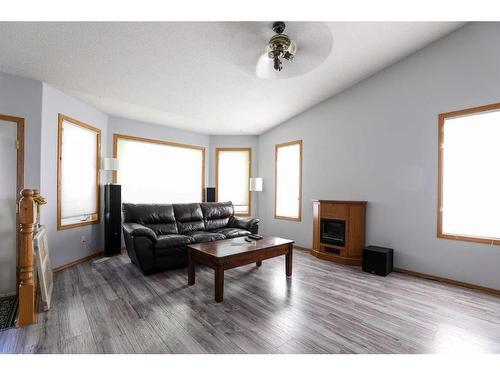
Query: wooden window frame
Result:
<box><xmin>113</xmin><ymin>133</ymin><xmax>206</xmax><ymax>202</ymax></box>
<box><xmin>215</xmin><ymin>147</ymin><xmax>252</xmax><ymax>217</ymax></box>
<box><xmin>438</xmin><ymin>102</ymin><xmax>500</xmax><ymax>246</ymax></box>
<box><xmin>274</xmin><ymin>140</ymin><xmax>303</xmax><ymax>221</ymax></box>
<box><xmin>57</xmin><ymin>114</ymin><xmax>101</xmax><ymax>230</ymax></box>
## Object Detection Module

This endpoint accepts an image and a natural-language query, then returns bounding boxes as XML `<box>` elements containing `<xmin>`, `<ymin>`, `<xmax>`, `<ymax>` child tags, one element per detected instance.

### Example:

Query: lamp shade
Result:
<box><xmin>249</xmin><ymin>177</ymin><xmax>263</xmax><ymax>192</ymax></box>
<box><xmin>102</xmin><ymin>157</ymin><xmax>119</xmax><ymax>171</ymax></box>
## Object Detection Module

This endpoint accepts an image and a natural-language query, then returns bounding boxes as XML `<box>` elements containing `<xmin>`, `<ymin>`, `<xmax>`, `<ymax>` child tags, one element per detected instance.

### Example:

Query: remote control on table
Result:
<box><xmin>248</xmin><ymin>234</ymin><xmax>263</xmax><ymax>240</ymax></box>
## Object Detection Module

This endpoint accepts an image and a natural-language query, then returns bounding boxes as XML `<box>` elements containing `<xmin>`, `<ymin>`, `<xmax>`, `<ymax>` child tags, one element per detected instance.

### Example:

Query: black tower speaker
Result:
<box><xmin>105</xmin><ymin>184</ymin><xmax>122</xmax><ymax>256</ymax></box>
<box><xmin>205</xmin><ymin>187</ymin><xmax>216</xmax><ymax>203</ymax></box>
<box><xmin>362</xmin><ymin>246</ymin><xmax>394</xmax><ymax>276</ymax></box>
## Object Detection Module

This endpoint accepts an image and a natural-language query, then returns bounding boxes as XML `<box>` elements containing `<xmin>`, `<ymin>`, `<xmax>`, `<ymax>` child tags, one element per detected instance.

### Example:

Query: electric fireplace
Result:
<box><xmin>320</xmin><ymin>218</ymin><xmax>346</xmax><ymax>247</ymax></box>
<box><xmin>312</xmin><ymin>200</ymin><xmax>366</xmax><ymax>265</ymax></box>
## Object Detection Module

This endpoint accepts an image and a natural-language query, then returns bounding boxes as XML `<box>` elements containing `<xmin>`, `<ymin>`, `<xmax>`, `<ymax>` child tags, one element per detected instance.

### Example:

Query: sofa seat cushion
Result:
<box><xmin>188</xmin><ymin>231</ymin><xmax>226</xmax><ymax>243</ymax></box>
<box><xmin>154</xmin><ymin>234</ymin><xmax>194</xmax><ymax>249</ymax></box>
<box><xmin>210</xmin><ymin>227</ymin><xmax>251</xmax><ymax>239</ymax></box>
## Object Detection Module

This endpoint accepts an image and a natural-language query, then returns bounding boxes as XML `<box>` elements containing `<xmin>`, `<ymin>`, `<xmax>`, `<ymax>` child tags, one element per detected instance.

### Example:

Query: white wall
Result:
<box><xmin>257</xmin><ymin>22</ymin><xmax>500</xmax><ymax>290</ymax></box>
<box><xmin>40</xmin><ymin>84</ymin><xmax>109</xmax><ymax>268</ymax></box>
<box><xmin>208</xmin><ymin>135</ymin><xmax>259</xmax><ymax>216</ymax></box>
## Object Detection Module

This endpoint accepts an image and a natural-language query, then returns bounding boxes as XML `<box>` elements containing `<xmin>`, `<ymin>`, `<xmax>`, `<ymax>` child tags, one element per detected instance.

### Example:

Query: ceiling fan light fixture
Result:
<box><xmin>266</xmin><ymin>22</ymin><xmax>296</xmax><ymax>72</ymax></box>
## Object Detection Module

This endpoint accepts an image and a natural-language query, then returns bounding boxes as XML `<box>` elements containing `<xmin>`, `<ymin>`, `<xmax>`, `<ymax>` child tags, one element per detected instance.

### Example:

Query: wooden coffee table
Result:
<box><xmin>187</xmin><ymin>235</ymin><xmax>294</xmax><ymax>302</ymax></box>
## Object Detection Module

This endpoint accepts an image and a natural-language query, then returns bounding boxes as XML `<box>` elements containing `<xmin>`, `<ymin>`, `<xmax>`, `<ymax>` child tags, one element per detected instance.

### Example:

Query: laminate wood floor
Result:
<box><xmin>1</xmin><ymin>248</ymin><xmax>500</xmax><ymax>354</ymax></box>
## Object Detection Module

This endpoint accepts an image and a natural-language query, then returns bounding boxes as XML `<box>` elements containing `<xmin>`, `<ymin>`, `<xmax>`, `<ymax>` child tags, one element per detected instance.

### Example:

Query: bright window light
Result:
<box><xmin>216</xmin><ymin>148</ymin><xmax>251</xmax><ymax>215</ymax></box>
<box><xmin>440</xmin><ymin>108</ymin><xmax>500</xmax><ymax>242</ymax></box>
<box><xmin>116</xmin><ymin>136</ymin><xmax>204</xmax><ymax>204</ymax></box>
<box><xmin>275</xmin><ymin>141</ymin><xmax>302</xmax><ymax>220</ymax></box>
<box><xmin>58</xmin><ymin>115</ymin><xmax>100</xmax><ymax>228</ymax></box>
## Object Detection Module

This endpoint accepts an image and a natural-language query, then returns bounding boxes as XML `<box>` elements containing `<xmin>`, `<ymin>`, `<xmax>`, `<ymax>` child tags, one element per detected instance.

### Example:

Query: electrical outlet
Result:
<box><xmin>81</xmin><ymin>235</ymin><xmax>87</xmax><ymax>243</ymax></box>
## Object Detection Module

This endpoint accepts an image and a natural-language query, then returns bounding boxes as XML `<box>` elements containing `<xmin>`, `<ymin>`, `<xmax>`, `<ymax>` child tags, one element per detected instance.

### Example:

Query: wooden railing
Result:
<box><xmin>18</xmin><ymin>188</ymin><xmax>37</xmax><ymax>326</ymax></box>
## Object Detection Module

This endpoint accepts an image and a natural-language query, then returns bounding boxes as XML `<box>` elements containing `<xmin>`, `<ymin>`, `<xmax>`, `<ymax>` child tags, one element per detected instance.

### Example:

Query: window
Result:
<box><xmin>114</xmin><ymin>134</ymin><xmax>205</xmax><ymax>204</ymax></box>
<box><xmin>275</xmin><ymin>140</ymin><xmax>302</xmax><ymax>221</ymax></box>
<box><xmin>216</xmin><ymin>148</ymin><xmax>251</xmax><ymax>215</ymax></box>
<box><xmin>438</xmin><ymin>103</ymin><xmax>500</xmax><ymax>245</ymax></box>
<box><xmin>57</xmin><ymin>114</ymin><xmax>101</xmax><ymax>230</ymax></box>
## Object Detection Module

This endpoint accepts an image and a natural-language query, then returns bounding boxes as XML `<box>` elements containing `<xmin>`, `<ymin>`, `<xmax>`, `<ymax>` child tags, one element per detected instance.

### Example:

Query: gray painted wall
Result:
<box><xmin>257</xmin><ymin>22</ymin><xmax>500</xmax><ymax>290</ymax></box>
<box><xmin>0</xmin><ymin>72</ymin><xmax>43</xmax><ymax>188</ymax></box>
<box><xmin>208</xmin><ymin>135</ymin><xmax>260</xmax><ymax>216</ymax></box>
<box><xmin>40</xmin><ymin>84</ymin><xmax>109</xmax><ymax>268</ymax></box>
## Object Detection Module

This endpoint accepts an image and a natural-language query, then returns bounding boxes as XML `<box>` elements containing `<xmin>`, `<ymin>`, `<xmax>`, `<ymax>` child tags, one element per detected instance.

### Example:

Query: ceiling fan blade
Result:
<box><xmin>255</xmin><ymin>54</ymin><xmax>275</xmax><ymax>79</ymax></box>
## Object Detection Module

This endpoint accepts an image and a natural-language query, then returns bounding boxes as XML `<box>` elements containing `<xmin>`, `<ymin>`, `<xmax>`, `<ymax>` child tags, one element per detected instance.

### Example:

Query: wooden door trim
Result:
<box><xmin>0</xmin><ymin>114</ymin><xmax>25</xmax><ymax>288</ymax></box>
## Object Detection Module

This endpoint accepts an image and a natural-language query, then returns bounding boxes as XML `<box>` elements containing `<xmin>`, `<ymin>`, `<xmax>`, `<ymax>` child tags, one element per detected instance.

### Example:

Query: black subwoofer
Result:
<box><xmin>205</xmin><ymin>187</ymin><xmax>216</xmax><ymax>203</ymax></box>
<box><xmin>362</xmin><ymin>245</ymin><xmax>393</xmax><ymax>276</ymax></box>
<box><xmin>105</xmin><ymin>184</ymin><xmax>122</xmax><ymax>256</ymax></box>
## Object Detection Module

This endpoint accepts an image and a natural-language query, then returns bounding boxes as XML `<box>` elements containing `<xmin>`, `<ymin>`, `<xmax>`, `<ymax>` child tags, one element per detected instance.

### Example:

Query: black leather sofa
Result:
<box><xmin>122</xmin><ymin>201</ymin><xmax>260</xmax><ymax>275</ymax></box>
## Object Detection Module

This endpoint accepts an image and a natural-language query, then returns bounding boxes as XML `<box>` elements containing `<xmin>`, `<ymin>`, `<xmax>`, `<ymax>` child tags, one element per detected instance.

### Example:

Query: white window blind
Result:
<box><xmin>59</xmin><ymin>117</ymin><xmax>100</xmax><ymax>226</ymax></box>
<box><xmin>441</xmin><ymin>109</ymin><xmax>500</xmax><ymax>240</ymax></box>
<box><xmin>217</xmin><ymin>149</ymin><xmax>250</xmax><ymax>215</ymax></box>
<box><xmin>275</xmin><ymin>141</ymin><xmax>302</xmax><ymax>220</ymax></box>
<box><xmin>116</xmin><ymin>136</ymin><xmax>204</xmax><ymax>204</ymax></box>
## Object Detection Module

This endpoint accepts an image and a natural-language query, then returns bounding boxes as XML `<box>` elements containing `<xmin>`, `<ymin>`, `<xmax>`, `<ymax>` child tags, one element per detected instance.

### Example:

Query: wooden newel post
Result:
<box><xmin>33</xmin><ymin>189</ymin><xmax>40</xmax><ymax>227</ymax></box>
<box><xmin>18</xmin><ymin>188</ymin><xmax>37</xmax><ymax>326</ymax></box>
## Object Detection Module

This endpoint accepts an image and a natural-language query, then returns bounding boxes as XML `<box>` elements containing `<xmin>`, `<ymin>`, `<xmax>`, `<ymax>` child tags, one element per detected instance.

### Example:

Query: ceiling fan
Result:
<box><xmin>266</xmin><ymin>21</ymin><xmax>297</xmax><ymax>72</ymax></box>
<box><xmin>229</xmin><ymin>22</ymin><xmax>333</xmax><ymax>79</ymax></box>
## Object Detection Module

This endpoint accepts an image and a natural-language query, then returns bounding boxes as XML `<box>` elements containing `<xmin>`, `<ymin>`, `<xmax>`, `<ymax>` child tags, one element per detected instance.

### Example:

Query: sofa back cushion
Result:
<box><xmin>122</xmin><ymin>203</ymin><xmax>178</xmax><ymax>235</ymax></box>
<box><xmin>173</xmin><ymin>203</ymin><xmax>205</xmax><ymax>233</ymax></box>
<box><xmin>200</xmin><ymin>202</ymin><xmax>234</xmax><ymax>230</ymax></box>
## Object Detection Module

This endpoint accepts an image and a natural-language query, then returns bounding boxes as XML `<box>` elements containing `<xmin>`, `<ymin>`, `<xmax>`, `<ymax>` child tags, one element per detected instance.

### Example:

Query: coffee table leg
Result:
<box><xmin>285</xmin><ymin>244</ymin><xmax>293</xmax><ymax>277</ymax></box>
<box><xmin>188</xmin><ymin>250</ymin><xmax>195</xmax><ymax>286</ymax></box>
<box><xmin>215</xmin><ymin>265</ymin><xmax>224</xmax><ymax>302</ymax></box>
<box><xmin>256</xmin><ymin>261</ymin><xmax>262</xmax><ymax>267</ymax></box>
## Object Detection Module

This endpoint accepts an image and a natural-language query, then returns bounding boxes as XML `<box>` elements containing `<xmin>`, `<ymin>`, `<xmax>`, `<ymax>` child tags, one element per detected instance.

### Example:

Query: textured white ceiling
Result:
<box><xmin>0</xmin><ymin>22</ymin><xmax>464</xmax><ymax>134</ymax></box>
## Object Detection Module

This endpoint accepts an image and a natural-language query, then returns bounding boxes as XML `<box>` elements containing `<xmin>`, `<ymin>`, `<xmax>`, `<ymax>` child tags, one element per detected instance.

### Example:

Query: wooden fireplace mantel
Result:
<box><xmin>311</xmin><ymin>200</ymin><xmax>367</xmax><ymax>266</ymax></box>
<box><xmin>312</xmin><ymin>199</ymin><xmax>367</xmax><ymax>205</ymax></box>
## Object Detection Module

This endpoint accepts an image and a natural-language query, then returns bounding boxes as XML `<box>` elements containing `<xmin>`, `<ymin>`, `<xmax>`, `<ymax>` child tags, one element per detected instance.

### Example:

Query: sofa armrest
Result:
<box><xmin>122</xmin><ymin>222</ymin><xmax>158</xmax><ymax>242</ymax></box>
<box><xmin>229</xmin><ymin>216</ymin><xmax>260</xmax><ymax>234</ymax></box>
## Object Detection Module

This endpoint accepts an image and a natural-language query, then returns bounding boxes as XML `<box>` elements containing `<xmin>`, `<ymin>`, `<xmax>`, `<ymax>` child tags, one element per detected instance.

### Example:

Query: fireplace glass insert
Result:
<box><xmin>320</xmin><ymin>218</ymin><xmax>346</xmax><ymax>247</ymax></box>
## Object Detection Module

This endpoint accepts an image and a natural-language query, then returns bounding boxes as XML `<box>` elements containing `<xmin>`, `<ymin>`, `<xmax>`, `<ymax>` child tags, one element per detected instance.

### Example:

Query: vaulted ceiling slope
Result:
<box><xmin>0</xmin><ymin>22</ymin><xmax>464</xmax><ymax>134</ymax></box>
